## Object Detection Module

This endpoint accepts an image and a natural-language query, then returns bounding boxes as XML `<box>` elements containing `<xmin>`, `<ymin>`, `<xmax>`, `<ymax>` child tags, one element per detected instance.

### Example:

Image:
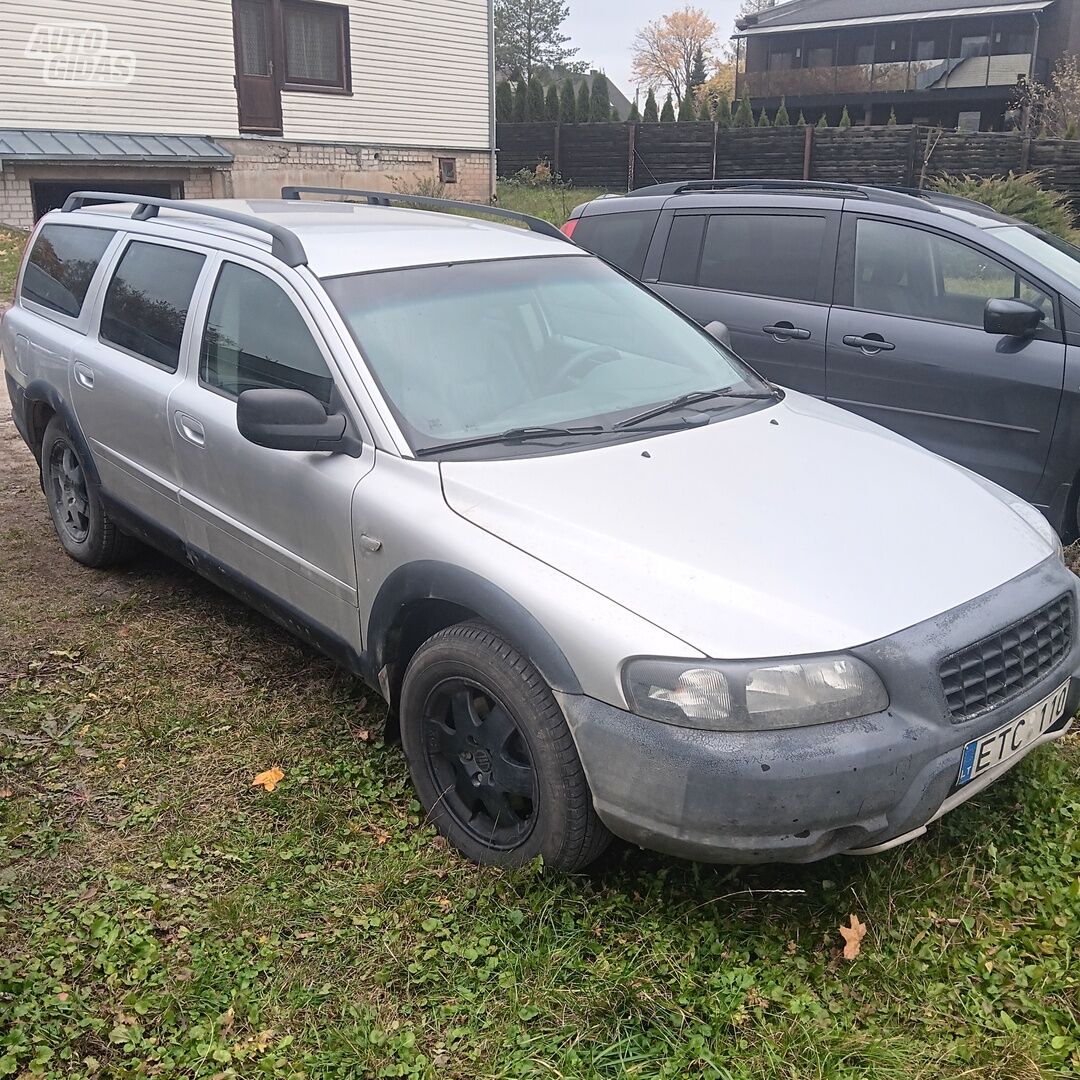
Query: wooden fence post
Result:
<box><xmin>1020</xmin><ymin>134</ymin><xmax>1032</xmax><ymax>173</ymax></box>
<box><xmin>552</xmin><ymin>123</ymin><xmax>561</xmax><ymax>178</ymax></box>
<box><xmin>712</xmin><ymin>122</ymin><xmax>719</xmax><ymax>180</ymax></box>
<box><xmin>627</xmin><ymin>123</ymin><xmax>636</xmax><ymax>191</ymax></box>
<box><xmin>803</xmin><ymin>124</ymin><xmax>814</xmax><ymax>180</ymax></box>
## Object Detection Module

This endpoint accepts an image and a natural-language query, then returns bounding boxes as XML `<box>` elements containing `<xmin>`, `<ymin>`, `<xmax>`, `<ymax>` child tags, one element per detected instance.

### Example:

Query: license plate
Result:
<box><xmin>957</xmin><ymin>679</ymin><xmax>1070</xmax><ymax>786</ymax></box>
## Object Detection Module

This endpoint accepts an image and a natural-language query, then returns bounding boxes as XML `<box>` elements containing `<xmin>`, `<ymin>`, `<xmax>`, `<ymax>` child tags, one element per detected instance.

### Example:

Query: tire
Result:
<box><xmin>400</xmin><ymin>621</ymin><xmax>611</xmax><ymax>871</ymax></box>
<box><xmin>40</xmin><ymin>415</ymin><xmax>140</xmax><ymax>568</ymax></box>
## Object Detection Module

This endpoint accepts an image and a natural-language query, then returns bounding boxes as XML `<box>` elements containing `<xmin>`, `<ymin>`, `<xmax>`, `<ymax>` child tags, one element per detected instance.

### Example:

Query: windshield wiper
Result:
<box><xmin>415</xmin><ymin>425</ymin><xmax>607</xmax><ymax>457</ymax></box>
<box><xmin>613</xmin><ymin>386</ymin><xmax>779</xmax><ymax>430</ymax></box>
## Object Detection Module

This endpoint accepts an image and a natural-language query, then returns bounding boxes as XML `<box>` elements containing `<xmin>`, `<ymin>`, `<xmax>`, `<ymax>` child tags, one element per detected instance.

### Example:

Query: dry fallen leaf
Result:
<box><xmin>355</xmin><ymin>728</ymin><xmax>372</xmax><ymax>743</ymax></box>
<box><xmin>373</xmin><ymin>828</ymin><xmax>391</xmax><ymax>846</ymax></box>
<box><xmin>252</xmin><ymin>767</ymin><xmax>285</xmax><ymax>793</ymax></box>
<box><xmin>840</xmin><ymin>914</ymin><xmax>867</xmax><ymax>960</ymax></box>
<box><xmin>0</xmin><ymin>789</ymin><xmax>12</xmax><ymax>799</ymax></box>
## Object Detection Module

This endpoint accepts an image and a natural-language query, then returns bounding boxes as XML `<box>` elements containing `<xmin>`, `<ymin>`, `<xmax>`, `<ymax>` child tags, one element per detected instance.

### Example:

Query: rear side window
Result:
<box><xmin>698</xmin><ymin>214</ymin><xmax>829</xmax><ymax>302</ymax></box>
<box><xmin>200</xmin><ymin>262</ymin><xmax>334</xmax><ymax>405</ymax></box>
<box><xmin>21</xmin><ymin>224</ymin><xmax>114</xmax><ymax>318</ymax></box>
<box><xmin>571</xmin><ymin>210</ymin><xmax>659</xmax><ymax>276</ymax></box>
<box><xmin>100</xmin><ymin>242</ymin><xmax>206</xmax><ymax>372</ymax></box>
<box><xmin>659</xmin><ymin>215</ymin><xmax>706</xmax><ymax>286</ymax></box>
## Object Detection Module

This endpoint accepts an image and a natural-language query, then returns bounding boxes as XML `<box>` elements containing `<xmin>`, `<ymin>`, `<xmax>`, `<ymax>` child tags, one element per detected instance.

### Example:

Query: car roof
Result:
<box><xmin>53</xmin><ymin>198</ymin><xmax>579</xmax><ymax>277</ymax></box>
<box><xmin>573</xmin><ymin>180</ymin><xmax>1013</xmax><ymax>228</ymax></box>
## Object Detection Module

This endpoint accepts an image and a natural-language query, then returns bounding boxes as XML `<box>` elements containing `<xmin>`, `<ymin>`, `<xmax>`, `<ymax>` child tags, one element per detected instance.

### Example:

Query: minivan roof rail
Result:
<box><xmin>281</xmin><ymin>185</ymin><xmax>573</xmax><ymax>243</ymax></box>
<box><xmin>61</xmin><ymin>191</ymin><xmax>309</xmax><ymax>267</ymax></box>
<box><xmin>627</xmin><ymin>178</ymin><xmax>935</xmax><ymax>209</ymax></box>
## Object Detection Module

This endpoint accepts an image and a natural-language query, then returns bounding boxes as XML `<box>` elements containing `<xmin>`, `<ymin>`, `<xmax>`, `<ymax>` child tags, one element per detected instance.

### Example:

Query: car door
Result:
<box><xmin>169</xmin><ymin>254</ymin><xmax>374</xmax><ymax>654</ymax></box>
<box><xmin>826</xmin><ymin>215</ymin><xmax>1066</xmax><ymax>501</ymax></box>
<box><xmin>647</xmin><ymin>206</ymin><xmax>839</xmax><ymax>396</ymax></box>
<box><xmin>70</xmin><ymin>235</ymin><xmax>208</xmax><ymax>541</ymax></box>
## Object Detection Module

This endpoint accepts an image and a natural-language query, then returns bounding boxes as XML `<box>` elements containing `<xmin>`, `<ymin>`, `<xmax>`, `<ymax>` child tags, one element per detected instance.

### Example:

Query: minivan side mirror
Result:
<box><xmin>984</xmin><ymin>298</ymin><xmax>1043</xmax><ymax>338</ymax></box>
<box><xmin>704</xmin><ymin>320</ymin><xmax>734</xmax><ymax>349</ymax></box>
<box><xmin>237</xmin><ymin>388</ymin><xmax>360</xmax><ymax>456</ymax></box>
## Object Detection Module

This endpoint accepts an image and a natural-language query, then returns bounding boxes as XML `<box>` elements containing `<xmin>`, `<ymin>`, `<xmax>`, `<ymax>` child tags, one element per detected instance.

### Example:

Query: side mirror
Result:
<box><xmin>984</xmin><ymin>298</ymin><xmax>1043</xmax><ymax>338</ymax></box>
<box><xmin>237</xmin><ymin>388</ymin><xmax>359</xmax><ymax>455</ymax></box>
<box><xmin>704</xmin><ymin>320</ymin><xmax>734</xmax><ymax>349</ymax></box>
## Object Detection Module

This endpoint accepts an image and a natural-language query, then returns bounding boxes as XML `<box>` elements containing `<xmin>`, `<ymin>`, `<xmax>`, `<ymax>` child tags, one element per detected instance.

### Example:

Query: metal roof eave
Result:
<box><xmin>0</xmin><ymin>129</ymin><xmax>234</xmax><ymax>167</ymax></box>
<box><xmin>735</xmin><ymin>1</ymin><xmax>1052</xmax><ymax>36</ymax></box>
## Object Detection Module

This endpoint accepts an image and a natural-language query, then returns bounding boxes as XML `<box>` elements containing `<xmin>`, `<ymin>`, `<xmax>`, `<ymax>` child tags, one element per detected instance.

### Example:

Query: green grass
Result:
<box><xmin>0</xmin><ymin>228</ymin><xmax>27</xmax><ymax>305</ymax></box>
<box><xmin>495</xmin><ymin>182</ymin><xmax>608</xmax><ymax>226</ymax></box>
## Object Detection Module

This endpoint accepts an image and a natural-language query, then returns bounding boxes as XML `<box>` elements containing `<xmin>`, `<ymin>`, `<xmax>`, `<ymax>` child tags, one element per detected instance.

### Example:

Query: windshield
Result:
<box><xmin>988</xmin><ymin>226</ymin><xmax>1080</xmax><ymax>290</ymax></box>
<box><xmin>322</xmin><ymin>256</ymin><xmax>768</xmax><ymax>453</ymax></box>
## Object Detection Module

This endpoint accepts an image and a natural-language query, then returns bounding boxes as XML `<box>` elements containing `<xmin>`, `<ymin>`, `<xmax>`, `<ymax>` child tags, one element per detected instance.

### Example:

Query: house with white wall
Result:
<box><xmin>0</xmin><ymin>0</ymin><xmax>495</xmax><ymax>229</ymax></box>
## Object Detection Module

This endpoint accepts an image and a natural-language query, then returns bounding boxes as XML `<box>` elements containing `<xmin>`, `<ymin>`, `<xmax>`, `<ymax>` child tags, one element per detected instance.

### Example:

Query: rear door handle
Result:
<box><xmin>843</xmin><ymin>334</ymin><xmax>895</xmax><ymax>353</ymax></box>
<box><xmin>174</xmin><ymin>412</ymin><xmax>205</xmax><ymax>447</ymax></box>
<box><xmin>763</xmin><ymin>323</ymin><xmax>811</xmax><ymax>341</ymax></box>
<box><xmin>73</xmin><ymin>361</ymin><xmax>94</xmax><ymax>389</ymax></box>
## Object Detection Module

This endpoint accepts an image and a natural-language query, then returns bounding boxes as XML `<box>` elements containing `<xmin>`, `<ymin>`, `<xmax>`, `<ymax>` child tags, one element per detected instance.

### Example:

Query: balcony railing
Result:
<box><xmin>742</xmin><ymin>53</ymin><xmax>1031</xmax><ymax>99</ymax></box>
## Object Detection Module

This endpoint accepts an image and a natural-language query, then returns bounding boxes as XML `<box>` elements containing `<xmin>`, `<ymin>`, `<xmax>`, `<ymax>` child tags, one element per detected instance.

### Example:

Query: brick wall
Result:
<box><xmin>0</xmin><ymin>169</ymin><xmax>34</xmax><ymax>231</ymax></box>
<box><xmin>220</xmin><ymin>138</ymin><xmax>494</xmax><ymax>202</ymax></box>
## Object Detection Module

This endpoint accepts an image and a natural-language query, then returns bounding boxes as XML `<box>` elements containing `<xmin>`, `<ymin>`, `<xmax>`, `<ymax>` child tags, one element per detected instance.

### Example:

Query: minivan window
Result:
<box><xmin>698</xmin><ymin>214</ymin><xmax>828</xmax><ymax>302</ymax></box>
<box><xmin>855</xmin><ymin>219</ymin><xmax>1056</xmax><ymax>328</ymax></box>
<box><xmin>100</xmin><ymin>242</ymin><xmax>205</xmax><ymax>372</ymax></box>
<box><xmin>21</xmin><ymin>224</ymin><xmax>115</xmax><ymax>318</ymax></box>
<box><xmin>571</xmin><ymin>210</ymin><xmax>660</xmax><ymax>276</ymax></box>
<box><xmin>200</xmin><ymin>262</ymin><xmax>334</xmax><ymax>405</ymax></box>
<box><xmin>659</xmin><ymin>215</ymin><xmax>706</xmax><ymax>286</ymax></box>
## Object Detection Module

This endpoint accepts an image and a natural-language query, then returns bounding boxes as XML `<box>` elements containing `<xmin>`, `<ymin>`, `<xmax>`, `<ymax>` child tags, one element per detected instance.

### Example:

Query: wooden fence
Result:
<box><xmin>496</xmin><ymin>123</ymin><xmax>1080</xmax><ymax>200</ymax></box>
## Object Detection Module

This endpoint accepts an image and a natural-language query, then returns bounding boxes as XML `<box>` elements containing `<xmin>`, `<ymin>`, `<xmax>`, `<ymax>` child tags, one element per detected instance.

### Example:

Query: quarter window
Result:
<box><xmin>21</xmin><ymin>224</ymin><xmax>114</xmax><ymax>318</ymax></box>
<box><xmin>854</xmin><ymin>219</ymin><xmax>1056</xmax><ymax>329</ymax></box>
<box><xmin>571</xmin><ymin>210</ymin><xmax>660</xmax><ymax>277</ymax></box>
<box><xmin>100</xmin><ymin>242</ymin><xmax>205</xmax><ymax>371</ymax></box>
<box><xmin>698</xmin><ymin>214</ymin><xmax>829</xmax><ymax>302</ymax></box>
<box><xmin>200</xmin><ymin>262</ymin><xmax>335</xmax><ymax>405</ymax></box>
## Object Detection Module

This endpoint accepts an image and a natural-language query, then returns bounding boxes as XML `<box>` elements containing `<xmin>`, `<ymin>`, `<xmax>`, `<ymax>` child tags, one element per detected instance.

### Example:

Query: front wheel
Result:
<box><xmin>400</xmin><ymin>622</ymin><xmax>611</xmax><ymax>871</ymax></box>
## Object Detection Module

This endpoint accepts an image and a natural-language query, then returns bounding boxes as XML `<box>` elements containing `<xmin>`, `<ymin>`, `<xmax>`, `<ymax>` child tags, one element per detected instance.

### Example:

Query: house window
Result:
<box><xmin>769</xmin><ymin>50</ymin><xmax>793</xmax><ymax>70</ymax></box>
<box><xmin>960</xmin><ymin>35</ymin><xmax>990</xmax><ymax>58</ymax></box>
<box><xmin>281</xmin><ymin>0</ymin><xmax>350</xmax><ymax>91</ymax></box>
<box><xmin>855</xmin><ymin>43</ymin><xmax>874</xmax><ymax>65</ymax></box>
<box><xmin>807</xmin><ymin>47</ymin><xmax>833</xmax><ymax>68</ymax></box>
<box><xmin>916</xmin><ymin>39</ymin><xmax>936</xmax><ymax>60</ymax></box>
<box><xmin>438</xmin><ymin>158</ymin><xmax>458</xmax><ymax>184</ymax></box>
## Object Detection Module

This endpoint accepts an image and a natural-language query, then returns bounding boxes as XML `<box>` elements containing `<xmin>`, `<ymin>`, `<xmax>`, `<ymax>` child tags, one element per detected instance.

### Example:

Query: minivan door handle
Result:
<box><xmin>763</xmin><ymin>323</ymin><xmax>811</xmax><ymax>341</ymax></box>
<box><xmin>73</xmin><ymin>361</ymin><xmax>94</xmax><ymax>389</ymax></box>
<box><xmin>843</xmin><ymin>333</ymin><xmax>895</xmax><ymax>353</ymax></box>
<box><xmin>174</xmin><ymin>412</ymin><xmax>205</xmax><ymax>447</ymax></box>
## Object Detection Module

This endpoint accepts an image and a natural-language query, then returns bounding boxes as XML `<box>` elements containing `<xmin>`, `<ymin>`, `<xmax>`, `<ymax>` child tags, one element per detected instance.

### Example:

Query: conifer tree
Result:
<box><xmin>733</xmin><ymin>93</ymin><xmax>754</xmax><ymax>127</ymax></box>
<box><xmin>560</xmin><ymin>77</ymin><xmax>578</xmax><ymax>123</ymax></box>
<box><xmin>643</xmin><ymin>88</ymin><xmax>659</xmax><ymax>122</ymax></box>
<box><xmin>757</xmin><ymin>106</ymin><xmax>771</xmax><ymax>127</ymax></box>
<box><xmin>576</xmin><ymin>80</ymin><xmax>590</xmax><ymax>122</ymax></box>
<box><xmin>774</xmin><ymin>98</ymin><xmax>790</xmax><ymax>126</ymax></box>
<box><xmin>589</xmin><ymin>73</ymin><xmax>612</xmax><ymax>122</ymax></box>
<box><xmin>839</xmin><ymin>105</ymin><xmax>853</xmax><ymax>128</ymax></box>
<box><xmin>678</xmin><ymin>89</ymin><xmax>697</xmax><ymax>121</ymax></box>
<box><xmin>715</xmin><ymin>94</ymin><xmax>732</xmax><ymax>127</ymax></box>
<box><xmin>660</xmin><ymin>93</ymin><xmax>676</xmax><ymax>122</ymax></box>
<box><xmin>545</xmin><ymin>82</ymin><xmax>560</xmax><ymax>122</ymax></box>
<box><xmin>527</xmin><ymin>78</ymin><xmax>546</xmax><ymax>120</ymax></box>
<box><xmin>496</xmin><ymin>79</ymin><xmax>514</xmax><ymax>123</ymax></box>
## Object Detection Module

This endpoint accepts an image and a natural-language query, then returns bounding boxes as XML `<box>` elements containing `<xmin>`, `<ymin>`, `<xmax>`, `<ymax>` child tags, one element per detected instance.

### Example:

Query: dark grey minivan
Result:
<box><xmin>563</xmin><ymin>180</ymin><xmax>1080</xmax><ymax>537</ymax></box>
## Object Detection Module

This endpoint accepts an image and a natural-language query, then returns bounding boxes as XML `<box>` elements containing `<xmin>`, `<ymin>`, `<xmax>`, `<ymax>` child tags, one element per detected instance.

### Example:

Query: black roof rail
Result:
<box><xmin>61</xmin><ymin>191</ymin><xmax>308</xmax><ymax>266</ymax></box>
<box><xmin>280</xmin><ymin>185</ymin><xmax>572</xmax><ymax>243</ymax></box>
<box><xmin>627</xmin><ymin>178</ymin><xmax>935</xmax><ymax>210</ymax></box>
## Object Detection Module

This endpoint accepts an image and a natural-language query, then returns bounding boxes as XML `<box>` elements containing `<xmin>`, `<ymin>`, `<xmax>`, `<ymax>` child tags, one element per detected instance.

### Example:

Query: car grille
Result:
<box><xmin>940</xmin><ymin>594</ymin><xmax>1073</xmax><ymax>722</ymax></box>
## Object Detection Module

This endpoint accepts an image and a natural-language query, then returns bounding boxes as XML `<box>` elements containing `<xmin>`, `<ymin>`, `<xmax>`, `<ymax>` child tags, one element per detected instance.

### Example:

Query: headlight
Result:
<box><xmin>623</xmin><ymin>655</ymin><xmax>888</xmax><ymax>731</ymax></box>
<box><xmin>1009</xmin><ymin>499</ymin><xmax>1063</xmax><ymax>562</ymax></box>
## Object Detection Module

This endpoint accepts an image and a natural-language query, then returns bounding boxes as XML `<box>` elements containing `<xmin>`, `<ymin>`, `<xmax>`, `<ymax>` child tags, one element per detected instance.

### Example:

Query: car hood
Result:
<box><xmin>439</xmin><ymin>392</ymin><xmax>1053</xmax><ymax>659</ymax></box>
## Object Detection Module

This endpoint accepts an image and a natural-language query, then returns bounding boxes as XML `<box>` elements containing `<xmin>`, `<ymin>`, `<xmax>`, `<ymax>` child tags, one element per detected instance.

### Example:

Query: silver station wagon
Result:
<box><xmin>2</xmin><ymin>189</ymin><xmax>1077</xmax><ymax>870</ymax></box>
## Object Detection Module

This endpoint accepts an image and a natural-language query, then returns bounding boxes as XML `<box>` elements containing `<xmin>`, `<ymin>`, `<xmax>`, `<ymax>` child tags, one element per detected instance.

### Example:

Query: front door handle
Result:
<box><xmin>843</xmin><ymin>334</ymin><xmax>895</xmax><ymax>353</ymax></box>
<box><xmin>763</xmin><ymin>323</ymin><xmax>811</xmax><ymax>341</ymax></box>
<box><xmin>73</xmin><ymin>361</ymin><xmax>94</xmax><ymax>389</ymax></box>
<box><xmin>174</xmin><ymin>412</ymin><xmax>205</xmax><ymax>447</ymax></box>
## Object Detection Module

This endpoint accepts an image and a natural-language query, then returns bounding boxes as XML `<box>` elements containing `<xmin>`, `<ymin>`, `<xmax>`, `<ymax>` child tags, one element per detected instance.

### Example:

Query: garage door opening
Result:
<box><xmin>31</xmin><ymin>179</ymin><xmax>182</xmax><ymax>219</ymax></box>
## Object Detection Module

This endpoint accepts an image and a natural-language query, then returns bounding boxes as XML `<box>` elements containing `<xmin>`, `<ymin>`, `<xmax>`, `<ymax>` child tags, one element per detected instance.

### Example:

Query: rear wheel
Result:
<box><xmin>400</xmin><ymin>622</ymin><xmax>611</xmax><ymax>870</ymax></box>
<box><xmin>41</xmin><ymin>416</ymin><xmax>139</xmax><ymax>568</ymax></box>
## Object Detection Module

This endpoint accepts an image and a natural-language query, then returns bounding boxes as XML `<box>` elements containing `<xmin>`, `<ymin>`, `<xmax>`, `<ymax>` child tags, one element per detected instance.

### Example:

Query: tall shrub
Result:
<box><xmin>545</xmin><ymin>82</ymin><xmax>560</xmax><ymax>122</ymax></box>
<box><xmin>496</xmin><ymin>79</ymin><xmax>514</xmax><ymax>123</ymax></box>
<box><xmin>660</xmin><ymin>93</ymin><xmax>676</xmax><ymax>122</ymax></box>
<box><xmin>576</xmin><ymin>80</ymin><xmax>590</xmax><ymax>122</ymax></box>
<box><xmin>560</xmin><ymin>77</ymin><xmax>578</xmax><ymax>124</ymax></box>
<box><xmin>933</xmin><ymin>172</ymin><xmax>1077</xmax><ymax>240</ymax></box>
<box><xmin>643</xmin><ymin>88</ymin><xmax>659</xmax><ymax>123</ymax></box>
<box><xmin>774</xmin><ymin>98</ymin><xmax>790</xmax><ymax>126</ymax></box>
<box><xmin>839</xmin><ymin>106</ymin><xmax>852</xmax><ymax>128</ymax></box>
<box><xmin>589</xmin><ymin>73</ymin><xmax>612</xmax><ymax>122</ymax></box>
<box><xmin>527</xmin><ymin>78</ymin><xmax>546</xmax><ymax>121</ymax></box>
<box><xmin>757</xmin><ymin>106</ymin><xmax>771</xmax><ymax>127</ymax></box>
<box><xmin>678</xmin><ymin>89</ymin><xmax>697</xmax><ymax>121</ymax></box>
<box><xmin>512</xmin><ymin>82</ymin><xmax>527</xmax><ymax>122</ymax></box>
<box><xmin>715</xmin><ymin>94</ymin><xmax>732</xmax><ymax>128</ymax></box>
<box><xmin>733</xmin><ymin>93</ymin><xmax>754</xmax><ymax>127</ymax></box>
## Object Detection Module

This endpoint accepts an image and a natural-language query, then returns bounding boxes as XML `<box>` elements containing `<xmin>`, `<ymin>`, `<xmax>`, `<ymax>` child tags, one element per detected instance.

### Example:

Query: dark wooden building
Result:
<box><xmin>734</xmin><ymin>0</ymin><xmax>1080</xmax><ymax>130</ymax></box>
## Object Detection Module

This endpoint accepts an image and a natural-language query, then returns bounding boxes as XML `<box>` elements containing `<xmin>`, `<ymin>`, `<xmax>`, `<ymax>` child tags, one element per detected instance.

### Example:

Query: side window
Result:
<box><xmin>200</xmin><ymin>262</ymin><xmax>334</xmax><ymax>405</ymax></box>
<box><xmin>100</xmin><ymin>242</ymin><xmax>206</xmax><ymax>372</ymax></box>
<box><xmin>570</xmin><ymin>210</ymin><xmax>660</xmax><ymax>276</ymax></box>
<box><xmin>854</xmin><ymin>218</ymin><xmax>1057</xmax><ymax>329</ymax></box>
<box><xmin>658</xmin><ymin>215</ymin><xmax>706</xmax><ymax>286</ymax></box>
<box><xmin>21</xmin><ymin>224</ymin><xmax>115</xmax><ymax>318</ymax></box>
<box><xmin>698</xmin><ymin>214</ymin><xmax>828</xmax><ymax>302</ymax></box>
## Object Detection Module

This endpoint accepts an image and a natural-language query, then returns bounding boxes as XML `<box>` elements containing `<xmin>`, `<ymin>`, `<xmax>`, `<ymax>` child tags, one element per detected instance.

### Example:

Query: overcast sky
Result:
<box><xmin>564</xmin><ymin>1</ymin><xmax>745</xmax><ymax>101</ymax></box>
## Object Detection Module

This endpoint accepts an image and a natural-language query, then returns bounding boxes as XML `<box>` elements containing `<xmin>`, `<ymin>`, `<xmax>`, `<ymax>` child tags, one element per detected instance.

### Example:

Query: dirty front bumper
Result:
<box><xmin>559</xmin><ymin>556</ymin><xmax>1080</xmax><ymax>864</ymax></box>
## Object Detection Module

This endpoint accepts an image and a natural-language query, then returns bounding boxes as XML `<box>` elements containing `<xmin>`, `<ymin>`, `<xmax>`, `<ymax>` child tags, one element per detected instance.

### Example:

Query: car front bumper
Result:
<box><xmin>559</xmin><ymin>556</ymin><xmax>1080</xmax><ymax>864</ymax></box>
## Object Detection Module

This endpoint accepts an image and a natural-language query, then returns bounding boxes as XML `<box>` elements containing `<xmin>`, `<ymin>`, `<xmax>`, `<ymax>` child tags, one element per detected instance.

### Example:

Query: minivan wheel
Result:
<box><xmin>41</xmin><ymin>416</ymin><xmax>139</xmax><ymax>568</ymax></box>
<box><xmin>400</xmin><ymin>622</ymin><xmax>612</xmax><ymax>871</ymax></box>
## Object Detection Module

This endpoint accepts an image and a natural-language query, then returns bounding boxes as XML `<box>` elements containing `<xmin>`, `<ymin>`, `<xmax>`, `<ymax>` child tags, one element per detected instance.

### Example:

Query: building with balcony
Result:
<box><xmin>734</xmin><ymin>0</ymin><xmax>1080</xmax><ymax>130</ymax></box>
